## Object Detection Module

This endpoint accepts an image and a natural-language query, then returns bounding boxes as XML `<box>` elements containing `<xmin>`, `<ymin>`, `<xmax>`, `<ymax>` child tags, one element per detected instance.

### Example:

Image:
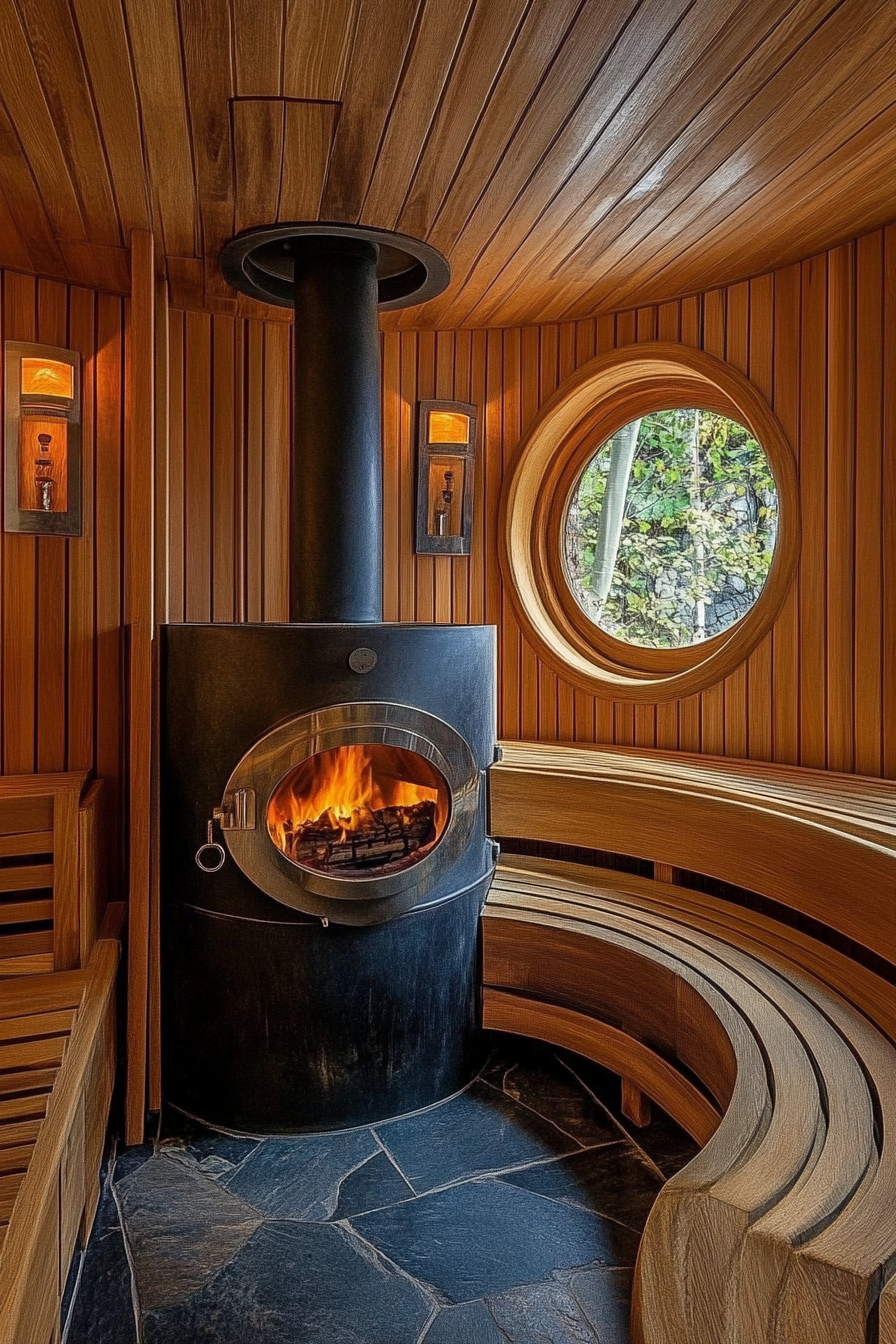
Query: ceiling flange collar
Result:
<box><xmin>220</xmin><ymin>222</ymin><xmax>450</xmax><ymax>311</ymax></box>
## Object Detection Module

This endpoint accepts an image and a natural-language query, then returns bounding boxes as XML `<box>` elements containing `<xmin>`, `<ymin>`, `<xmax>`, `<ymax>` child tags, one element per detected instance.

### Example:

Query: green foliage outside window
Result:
<box><xmin>564</xmin><ymin>409</ymin><xmax>778</xmax><ymax>649</ymax></box>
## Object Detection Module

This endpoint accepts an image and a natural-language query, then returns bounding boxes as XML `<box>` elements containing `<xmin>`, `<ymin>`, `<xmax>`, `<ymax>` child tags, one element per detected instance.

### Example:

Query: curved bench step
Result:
<box><xmin>483</xmin><ymin>857</ymin><xmax>896</xmax><ymax>1344</ymax></box>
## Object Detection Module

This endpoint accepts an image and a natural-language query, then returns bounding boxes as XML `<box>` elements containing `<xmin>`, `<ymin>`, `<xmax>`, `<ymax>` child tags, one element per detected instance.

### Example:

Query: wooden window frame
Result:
<box><xmin>498</xmin><ymin>343</ymin><xmax>800</xmax><ymax>702</ymax></box>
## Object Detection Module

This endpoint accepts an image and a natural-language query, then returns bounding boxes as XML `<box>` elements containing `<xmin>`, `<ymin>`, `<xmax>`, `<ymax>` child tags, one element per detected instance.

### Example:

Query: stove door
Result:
<box><xmin>215</xmin><ymin>701</ymin><xmax>480</xmax><ymax>918</ymax></box>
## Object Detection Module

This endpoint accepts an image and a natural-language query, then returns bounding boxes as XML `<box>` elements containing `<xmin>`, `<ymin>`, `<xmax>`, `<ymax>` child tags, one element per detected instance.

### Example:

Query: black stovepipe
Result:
<box><xmin>289</xmin><ymin>236</ymin><xmax>383</xmax><ymax>623</ymax></box>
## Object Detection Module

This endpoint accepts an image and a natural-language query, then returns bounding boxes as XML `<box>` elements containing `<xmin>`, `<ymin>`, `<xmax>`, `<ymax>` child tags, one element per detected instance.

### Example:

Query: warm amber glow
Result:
<box><xmin>428</xmin><ymin>410</ymin><xmax>470</xmax><ymax>444</ymax></box>
<box><xmin>268</xmin><ymin>744</ymin><xmax>449</xmax><ymax>874</ymax></box>
<box><xmin>21</xmin><ymin>358</ymin><xmax>74</xmax><ymax>401</ymax></box>
<box><xmin>17</xmin><ymin>417</ymin><xmax>68</xmax><ymax>512</ymax></box>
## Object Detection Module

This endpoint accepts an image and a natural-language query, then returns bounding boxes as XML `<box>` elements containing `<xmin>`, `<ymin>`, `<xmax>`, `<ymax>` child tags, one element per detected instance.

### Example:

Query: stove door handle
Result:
<box><xmin>195</xmin><ymin>819</ymin><xmax>226</xmax><ymax>873</ymax></box>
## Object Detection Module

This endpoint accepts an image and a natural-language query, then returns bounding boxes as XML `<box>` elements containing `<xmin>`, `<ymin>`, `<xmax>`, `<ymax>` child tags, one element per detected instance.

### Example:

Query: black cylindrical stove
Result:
<box><xmin>160</xmin><ymin>224</ymin><xmax>494</xmax><ymax>1135</ymax></box>
<box><xmin>160</xmin><ymin>622</ymin><xmax>497</xmax><ymax>1133</ymax></box>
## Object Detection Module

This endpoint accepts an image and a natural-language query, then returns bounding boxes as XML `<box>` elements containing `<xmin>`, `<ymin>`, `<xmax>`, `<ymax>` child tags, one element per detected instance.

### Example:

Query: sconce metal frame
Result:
<box><xmin>4</xmin><ymin>341</ymin><xmax>82</xmax><ymax>537</ymax></box>
<box><xmin>415</xmin><ymin>399</ymin><xmax>478</xmax><ymax>556</ymax></box>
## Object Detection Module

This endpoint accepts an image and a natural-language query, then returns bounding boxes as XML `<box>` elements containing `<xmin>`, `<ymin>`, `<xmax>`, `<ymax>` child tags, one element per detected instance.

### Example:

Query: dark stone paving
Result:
<box><xmin>65</xmin><ymin>1035</ymin><xmax>699</xmax><ymax>1344</ymax></box>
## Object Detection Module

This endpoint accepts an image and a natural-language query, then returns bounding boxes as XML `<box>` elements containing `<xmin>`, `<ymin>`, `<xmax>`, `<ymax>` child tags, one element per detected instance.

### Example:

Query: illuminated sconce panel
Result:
<box><xmin>427</xmin><ymin>410</ymin><xmax>470</xmax><ymax>444</ymax></box>
<box><xmin>21</xmin><ymin>357</ymin><xmax>74</xmax><ymax>401</ymax></box>
<box><xmin>415</xmin><ymin>400</ymin><xmax>477</xmax><ymax>555</ymax></box>
<box><xmin>4</xmin><ymin>341</ymin><xmax>81</xmax><ymax>536</ymax></box>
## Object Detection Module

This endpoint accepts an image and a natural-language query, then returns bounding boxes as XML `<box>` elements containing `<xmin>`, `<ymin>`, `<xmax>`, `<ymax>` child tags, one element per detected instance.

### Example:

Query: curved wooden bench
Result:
<box><xmin>483</xmin><ymin>857</ymin><xmax>896</xmax><ymax>1344</ymax></box>
<box><xmin>0</xmin><ymin>928</ymin><xmax>120</xmax><ymax>1344</ymax></box>
<box><xmin>490</xmin><ymin>742</ymin><xmax>896</xmax><ymax>965</ymax></box>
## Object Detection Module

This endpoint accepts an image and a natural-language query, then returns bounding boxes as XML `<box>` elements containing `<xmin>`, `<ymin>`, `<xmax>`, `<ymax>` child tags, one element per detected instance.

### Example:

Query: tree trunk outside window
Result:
<box><xmin>589</xmin><ymin>418</ymin><xmax>641</xmax><ymax>613</ymax></box>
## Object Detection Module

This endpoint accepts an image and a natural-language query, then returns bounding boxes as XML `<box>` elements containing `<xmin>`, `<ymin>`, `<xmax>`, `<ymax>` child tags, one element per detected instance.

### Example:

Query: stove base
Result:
<box><xmin>163</xmin><ymin>871</ymin><xmax>492</xmax><ymax>1133</ymax></box>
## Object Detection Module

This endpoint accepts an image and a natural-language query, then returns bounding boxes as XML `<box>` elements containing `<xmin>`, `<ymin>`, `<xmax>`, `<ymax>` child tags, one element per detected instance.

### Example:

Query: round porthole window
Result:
<box><xmin>499</xmin><ymin>344</ymin><xmax>799</xmax><ymax>702</ymax></box>
<box><xmin>563</xmin><ymin>409</ymin><xmax>779</xmax><ymax>650</ymax></box>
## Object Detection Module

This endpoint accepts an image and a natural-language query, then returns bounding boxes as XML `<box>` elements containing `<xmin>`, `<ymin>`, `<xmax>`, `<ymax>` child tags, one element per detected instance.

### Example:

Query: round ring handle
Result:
<box><xmin>195</xmin><ymin>843</ymin><xmax>226</xmax><ymax>873</ymax></box>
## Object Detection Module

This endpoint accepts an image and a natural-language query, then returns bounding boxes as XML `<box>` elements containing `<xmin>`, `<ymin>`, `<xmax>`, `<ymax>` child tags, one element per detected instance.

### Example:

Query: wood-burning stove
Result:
<box><xmin>160</xmin><ymin>224</ymin><xmax>497</xmax><ymax>1133</ymax></box>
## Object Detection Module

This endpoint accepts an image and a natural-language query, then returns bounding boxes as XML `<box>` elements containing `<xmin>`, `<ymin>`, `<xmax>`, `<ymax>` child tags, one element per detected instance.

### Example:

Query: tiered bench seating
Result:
<box><xmin>485</xmin><ymin>743</ymin><xmax>896</xmax><ymax>1344</ymax></box>
<box><xmin>0</xmin><ymin>774</ymin><xmax>121</xmax><ymax>1344</ymax></box>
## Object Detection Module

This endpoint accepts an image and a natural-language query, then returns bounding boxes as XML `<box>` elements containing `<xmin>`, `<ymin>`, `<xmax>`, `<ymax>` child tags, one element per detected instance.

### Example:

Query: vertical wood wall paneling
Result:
<box><xmin>799</xmin><ymin>251</ymin><xmax>828</xmax><ymax>769</ymax></box>
<box><xmin>0</xmin><ymin>269</ymin><xmax>125</xmax><ymax>864</ymax></box>
<box><xmin>632</xmin><ymin>305</ymin><xmax>657</xmax><ymax>750</ymax></box>
<box><xmin>150</xmin><ymin>278</ymin><xmax>169</xmax><ymax>1112</ymax></box>
<box><xmin>536</xmin><ymin>323</ymin><xmax>560</xmax><ymax>745</ymax></box>
<box><xmin>452</xmin><ymin>327</ymin><xmax>472</xmax><ymax>627</ymax></box>
<box><xmin>592</xmin><ymin>314</ymin><xmax>616</xmax><ymax>748</ymax></box>
<box><xmin>853</xmin><ymin>232</ymin><xmax>883</xmax><ymax>778</ymax></box>
<box><xmin>723</xmin><ymin>281</ymin><xmax>749</xmax><ymax>761</ymax></box>
<box><xmin>826</xmin><ymin>243</ymin><xmax>856</xmax><ymax>773</ymax></box>
<box><xmin>881</xmin><ymin>224</ymin><xmax>896</xmax><ymax>779</ymax></box>
<box><xmin>398</xmin><ymin>330</ymin><xmax>417</xmax><ymax>623</ymax></box>
<box><xmin>262</xmin><ymin>324</ymin><xmax>289</xmax><ymax>622</ymax></box>
<box><xmin>416</xmin><ymin>332</ymin><xmax>436</xmax><ymax>625</ymax></box>
<box><xmin>557</xmin><ymin>324</ymin><xmax>577</xmax><ymax>745</ymax></box>
<box><xmin>699</xmin><ymin>288</ymin><xmax>726</xmax><ymax>758</ymax></box>
<box><xmin>2</xmin><ymin>272</ymin><xmax>37</xmax><ymax>774</ymax></box>
<box><xmin>382</xmin><ymin>332</ymin><xmax>400</xmax><ymax>623</ymax></box>
<box><xmin>125</xmin><ymin>230</ymin><xmax>155</xmax><ymax>1146</ymax></box>
<box><xmin>184</xmin><ymin>311</ymin><xmax>212</xmax><ymax>623</ymax></box>
<box><xmin>434</xmin><ymin>330</ymin><xmax>454</xmax><ymax>625</ymax></box>
<box><xmin>211</xmin><ymin>315</ymin><xmax>236</xmax><ymax>623</ymax></box>
<box><xmin>163</xmin><ymin>228</ymin><xmax>893</xmax><ymax>781</ymax></box>
<box><xmin>36</xmin><ymin>280</ymin><xmax>68</xmax><ymax>773</ymax></box>
<box><xmin>245</xmin><ymin>323</ymin><xmax>264</xmax><ymax>622</ymax></box>
<box><xmin>771</xmin><ymin>263</ymin><xmax>801</xmax><ymax>764</ymax></box>
<box><xmin>500</xmin><ymin>327</ymin><xmax>521</xmax><ymax>742</ymax></box>
<box><xmin>611</xmin><ymin>311</ymin><xmax>635</xmax><ymax>750</ymax></box>
<box><xmin>746</xmin><ymin>272</ymin><xmax>774</xmax><ymax>762</ymax></box>
<box><xmin>67</xmin><ymin>284</ymin><xmax>96</xmax><ymax>775</ymax></box>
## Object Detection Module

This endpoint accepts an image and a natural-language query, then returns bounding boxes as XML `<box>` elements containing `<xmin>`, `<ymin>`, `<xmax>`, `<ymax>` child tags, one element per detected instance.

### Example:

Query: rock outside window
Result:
<box><xmin>499</xmin><ymin>344</ymin><xmax>800</xmax><ymax>702</ymax></box>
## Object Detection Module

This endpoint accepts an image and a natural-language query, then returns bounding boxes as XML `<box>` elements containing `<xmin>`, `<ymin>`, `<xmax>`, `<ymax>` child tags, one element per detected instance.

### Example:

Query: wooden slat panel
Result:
<box><xmin>13</xmin><ymin>0</ymin><xmax>120</xmax><ymax>247</ymax></box>
<box><xmin>320</xmin><ymin>0</ymin><xmax>421</xmax><ymax>221</ymax></box>
<box><xmin>0</xmin><ymin>799</ymin><xmax>52</xmax><ymax>838</ymax></box>
<box><xmin>0</xmin><ymin>957</ymin><xmax>54</xmax><ymax>978</ymax></box>
<box><xmin>0</xmin><ymin>1011</ymin><xmax>75</xmax><ymax>1044</ymax></box>
<box><xmin>0</xmin><ymin>932</ymin><xmax>53</xmax><ymax>961</ymax></box>
<box><xmin>0</xmin><ymin>0</ymin><xmax>891</xmax><ymax>320</ymax></box>
<box><xmin>484</xmin><ymin>987</ymin><xmax>720</xmax><ymax>1146</ymax></box>
<box><xmin>0</xmin><ymin>832</ymin><xmax>51</xmax><ymax>858</ymax></box>
<box><xmin>492</xmin><ymin>742</ymin><xmax>896</xmax><ymax>962</ymax></box>
<box><xmin>0</xmin><ymin>865</ymin><xmax>52</xmax><ymax>895</ymax></box>
<box><xmin>0</xmin><ymin>1035</ymin><xmax>66</xmax><ymax>1073</ymax></box>
<box><xmin>0</xmin><ymin>901</ymin><xmax>52</xmax><ymax>925</ymax></box>
<box><xmin>854</xmin><ymin>231</ymin><xmax>884</xmax><ymax>778</ymax></box>
<box><xmin>0</xmin><ymin>1121</ymin><xmax>42</xmax><ymax>1150</ymax></box>
<box><xmin>883</xmin><ymin>224</ymin><xmax>896</xmax><ymax>780</ymax></box>
<box><xmin>0</xmin><ymin>940</ymin><xmax>118</xmax><ymax>1342</ymax></box>
<box><xmin>2</xmin><ymin>272</ymin><xmax>37</xmax><ymax>777</ymax></box>
<box><xmin>0</xmin><ymin>1145</ymin><xmax>33</xmax><ymax>1177</ymax></box>
<box><xmin>0</xmin><ymin>1095</ymin><xmax>49</xmax><ymax>1124</ymax></box>
<box><xmin>279</xmin><ymin>101</ymin><xmax>343</xmax><ymax>222</ymax></box>
<box><xmin>0</xmin><ymin>1069</ymin><xmax>57</xmax><ymax>1097</ymax></box>
<box><xmin>282</xmin><ymin>0</ymin><xmax>357</xmax><ymax>101</ymax></box>
<box><xmin>121</xmin><ymin>0</ymin><xmax>197</xmax><ymax>257</ymax></box>
<box><xmin>262</xmin><ymin>323</ymin><xmax>289</xmax><ymax>622</ymax></box>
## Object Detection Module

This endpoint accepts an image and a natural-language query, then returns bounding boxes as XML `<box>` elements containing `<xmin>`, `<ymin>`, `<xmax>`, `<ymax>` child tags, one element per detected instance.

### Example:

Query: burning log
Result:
<box><xmin>282</xmin><ymin>800</ymin><xmax>437</xmax><ymax>871</ymax></box>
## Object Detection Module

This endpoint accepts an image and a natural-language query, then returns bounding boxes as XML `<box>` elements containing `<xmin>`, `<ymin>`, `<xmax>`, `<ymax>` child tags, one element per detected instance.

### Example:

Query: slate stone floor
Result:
<box><xmin>62</xmin><ymin>1035</ymin><xmax>698</xmax><ymax>1344</ymax></box>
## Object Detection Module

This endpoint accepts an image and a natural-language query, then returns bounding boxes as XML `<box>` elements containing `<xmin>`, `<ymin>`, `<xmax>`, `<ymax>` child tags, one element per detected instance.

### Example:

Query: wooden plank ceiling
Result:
<box><xmin>0</xmin><ymin>0</ymin><xmax>892</xmax><ymax>328</ymax></box>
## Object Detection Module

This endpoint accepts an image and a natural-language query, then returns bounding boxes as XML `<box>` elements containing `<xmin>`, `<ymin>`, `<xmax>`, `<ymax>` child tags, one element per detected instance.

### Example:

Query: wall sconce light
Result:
<box><xmin>4</xmin><ymin>341</ymin><xmax>81</xmax><ymax>536</ymax></box>
<box><xmin>415</xmin><ymin>400</ymin><xmax>478</xmax><ymax>555</ymax></box>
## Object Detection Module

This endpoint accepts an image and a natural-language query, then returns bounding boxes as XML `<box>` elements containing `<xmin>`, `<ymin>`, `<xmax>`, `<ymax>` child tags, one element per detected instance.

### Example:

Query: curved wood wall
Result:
<box><xmin>161</xmin><ymin>224</ymin><xmax>895</xmax><ymax>779</ymax></box>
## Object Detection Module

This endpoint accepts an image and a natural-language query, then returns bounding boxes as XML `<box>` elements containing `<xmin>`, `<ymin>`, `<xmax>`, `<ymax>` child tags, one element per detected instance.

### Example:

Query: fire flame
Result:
<box><xmin>267</xmin><ymin>744</ymin><xmax>448</xmax><ymax>858</ymax></box>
